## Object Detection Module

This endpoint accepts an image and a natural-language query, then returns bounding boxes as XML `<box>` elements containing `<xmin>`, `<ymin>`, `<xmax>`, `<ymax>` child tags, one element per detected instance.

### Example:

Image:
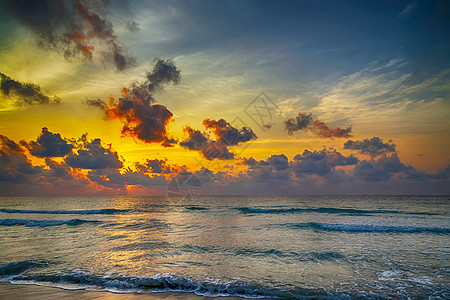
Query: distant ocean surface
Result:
<box><xmin>0</xmin><ymin>195</ymin><xmax>449</xmax><ymax>299</ymax></box>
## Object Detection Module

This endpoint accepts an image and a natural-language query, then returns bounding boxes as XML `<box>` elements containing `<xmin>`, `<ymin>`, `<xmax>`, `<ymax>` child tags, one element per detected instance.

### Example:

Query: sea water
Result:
<box><xmin>0</xmin><ymin>195</ymin><xmax>448</xmax><ymax>298</ymax></box>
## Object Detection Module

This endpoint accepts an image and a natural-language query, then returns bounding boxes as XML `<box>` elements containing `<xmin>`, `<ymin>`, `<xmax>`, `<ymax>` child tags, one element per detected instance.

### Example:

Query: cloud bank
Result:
<box><xmin>0</xmin><ymin>129</ymin><xmax>448</xmax><ymax>196</ymax></box>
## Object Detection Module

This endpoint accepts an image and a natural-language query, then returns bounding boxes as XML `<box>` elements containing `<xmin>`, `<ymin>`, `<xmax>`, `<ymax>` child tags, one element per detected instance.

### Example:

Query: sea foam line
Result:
<box><xmin>0</xmin><ymin>263</ymin><xmax>327</xmax><ymax>299</ymax></box>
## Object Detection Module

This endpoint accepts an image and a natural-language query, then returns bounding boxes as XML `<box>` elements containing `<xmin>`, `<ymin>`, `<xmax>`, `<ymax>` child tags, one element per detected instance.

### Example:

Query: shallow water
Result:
<box><xmin>0</xmin><ymin>195</ymin><xmax>449</xmax><ymax>298</ymax></box>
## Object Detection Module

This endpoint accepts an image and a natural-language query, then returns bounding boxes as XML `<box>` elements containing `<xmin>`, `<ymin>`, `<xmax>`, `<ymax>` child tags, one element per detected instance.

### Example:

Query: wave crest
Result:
<box><xmin>289</xmin><ymin>222</ymin><xmax>450</xmax><ymax>234</ymax></box>
<box><xmin>0</xmin><ymin>219</ymin><xmax>101</xmax><ymax>227</ymax></box>
<box><xmin>0</xmin><ymin>208</ymin><xmax>128</xmax><ymax>215</ymax></box>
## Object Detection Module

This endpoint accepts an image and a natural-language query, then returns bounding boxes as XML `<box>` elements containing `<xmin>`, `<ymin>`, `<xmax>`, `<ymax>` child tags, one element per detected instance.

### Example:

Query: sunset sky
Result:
<box><xmin>0</xmin><ymin>0</ymin><xmax>449</xmax><ymax>195</ymax></box>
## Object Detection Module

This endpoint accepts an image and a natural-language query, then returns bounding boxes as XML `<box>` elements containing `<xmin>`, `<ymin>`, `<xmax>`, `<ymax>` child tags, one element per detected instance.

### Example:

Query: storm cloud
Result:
<box><xmin>344</xmin><ymin>137</ymin><xmax>396</xmax><ymax>156</ymax></box>
<box><xmin>4</xmin><ymin>0</ymin><xmax>136</xmax><ymax>71</ymax></box>
<box><xmin>285</xmin><ymin>112</ymin><xmax>352</xmax><ymax>138</ymax></box>
<box><xmin>0</xmin><ymin>72</ymin><xmax>61</xmax><ymax>106</ymax></box>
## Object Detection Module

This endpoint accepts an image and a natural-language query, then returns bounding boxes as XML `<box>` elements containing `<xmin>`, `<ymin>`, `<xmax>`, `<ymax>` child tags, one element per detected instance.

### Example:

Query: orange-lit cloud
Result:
<box><xmin>85</xmin><ymin>59</ymin><xmax>181</xmax><ymax>146</ymax></box>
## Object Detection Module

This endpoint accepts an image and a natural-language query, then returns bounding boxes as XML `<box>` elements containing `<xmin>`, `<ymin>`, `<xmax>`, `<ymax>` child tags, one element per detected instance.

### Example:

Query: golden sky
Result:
<box><xmin>0</xmin><ymin>0</ymin><xmax>449</xmax><ymax>195</ymax></box>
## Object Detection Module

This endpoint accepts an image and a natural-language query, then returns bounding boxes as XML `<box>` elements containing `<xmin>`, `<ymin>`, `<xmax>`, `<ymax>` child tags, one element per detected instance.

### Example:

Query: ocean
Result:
<box><xmin>0</xmin><ymin>195</ymin><xmax>448</xmax><ymax>299</ymax></box>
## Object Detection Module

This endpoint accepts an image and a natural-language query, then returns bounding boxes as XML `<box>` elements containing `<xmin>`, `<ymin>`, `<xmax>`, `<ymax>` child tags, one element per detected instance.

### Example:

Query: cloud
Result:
<box><xmin>20</xmin><ymin>127</ymin><xmax>73</xmax><ymax>157</ymax></box>
<box><xmin>202</xmin><ymin>118</ymin><xmax>256</xmax><ymax>146</ymax></box>
<box><xmin>0</xmin><ymin>72</ymin><xmax>61</xmax><ymax>106</ymax></box>
<box><xmin>268</xmin><ymin>154</ymin><xmax>290</xmax><ymax>171</ymax></box>
<box><xmin>0</xmin><ymin>134</ymin><xmax>97</xmax><ymax>196</ymax></box>
<box><xmin>285</xmin><ymin>113</ymin><xmax>314</xmax><ymax>135</ymax></box>
<box><xmin>179</xmin><ymin>126</ymin><xmax>209</xmax><ymax>151</ymax></box>
<box><xmin>312</xmin><ymin>120</ymin><xmax>352</xmax><ymax>138</ymax></box>
<box><xmin>344</xmin><ymin>137</ymin><xmax>396</xmax><ymax>156</ymax></box>
<box><xmin>125</xmin><ymin>20</ymin><xmax>140</xmax><ymax>33</ymax></box>
<box><xmin>85</xmin><ymin>59</ymin><xmax>180</xmax><ymax>145</ymax></box>
<box><xmin>285</xmin><ymin>112</ymin><xmax>352</xmax><ymax>138</ymax></box>
<box><xmin>0</xmin><ymin>134</ymin><xmax>41</xmax><ymax>182</ymax></box>
<box><xmin>1</xmin><ymin>130</ymin><xmax>449</xmax><ymax>195</ymax></box>
<box><xmin>65</xmin><ymin>138</ymin><xmax>123</xmax><ymax>169</ymax></box>
<box><xmin>353</xmin><ymin>154</ymin><xmax>423</xmax><ymax>182</ymax></box>
<box><xmin>134</xmin><ymin>158</ymin><xmax>179</xmax><ymax>174</ymax></box>
<box><xmin>180</xmin><ymin>118</ymin><xmax>257</xmax><ymax>160</ymax></box>
<box><xmin>398</xmin><ymin>2</ymin><xmax>418</xmax><ymax>19</ymax></box>
<box><xmin>5</xmin><ymin>0</ymin><xmax>136</xmax><ymax>71</ymax></box>
<box><xmin>292</xmin><ymin>149</ymin><xmax>358</xmax><ymax>177</ymax></box>
<box><xmin>86</xmin><ymin>158</ymin><xmax>178</xmax><ymax>190</ymax></box>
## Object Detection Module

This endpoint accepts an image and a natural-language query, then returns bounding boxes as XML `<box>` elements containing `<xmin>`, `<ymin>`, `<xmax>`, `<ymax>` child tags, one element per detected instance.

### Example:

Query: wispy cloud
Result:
<box><xmin>398</xmin><ymin>2</ymin><xmax>418</xmax><ymax>19</ymax></box>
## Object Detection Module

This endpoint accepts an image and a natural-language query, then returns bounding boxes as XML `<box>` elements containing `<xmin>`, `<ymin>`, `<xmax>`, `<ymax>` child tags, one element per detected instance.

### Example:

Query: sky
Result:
<box><xmin>0</xmin><ymin>0</ymin><xmax>449</xmax><ymax>196</ymax></box>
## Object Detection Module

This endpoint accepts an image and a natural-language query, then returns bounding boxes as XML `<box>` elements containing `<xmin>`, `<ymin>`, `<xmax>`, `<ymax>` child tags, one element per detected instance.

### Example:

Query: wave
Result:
<box><xmin>0</xmin><ymin>208</ymin><xmax>129</xmax><ymax>215</ymax></box>
<box><xmin>179</xmin><ymin>244</ymin><xmax>344</xmax><ymax>262</ymax></box>
<box><xmin>235</xmin><ymin>207</ymin><xmax>439</xmax><ymax>216</ymax></box>
<box><xmin>4</xmin><ymin>270</ymin><xmax>327</xmax><ymax>298</ymax></box>
<box><xmin>0</xmin><ymin>260</ymin><xmax>49</xmax><ymax>276</ymax></box>
<box><xmin>288</xmin><ymin>222</ymin><xmax>450</xmax><ymax>234</ymax></box>
<box><xmin>0</xmin><ymin>218</ymin><xmax>101</xmax><ymax>227</ymax></box>
<box><xmin>184</xmin><ymin>206</ymin><xmax>208</xmax><ymax>211</ymax></box>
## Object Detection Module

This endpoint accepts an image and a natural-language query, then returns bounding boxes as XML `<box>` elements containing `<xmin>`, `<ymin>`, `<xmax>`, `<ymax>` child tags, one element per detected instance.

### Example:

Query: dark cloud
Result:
<box><xmin>0</xmin><ymin>134</ymin><xmax>96</xmax><ymax>195</ymax></box>
<box><xmin>85</xmin><ymin>59</ymin><xmax>180</xmax><ymax>145</ymax></box>
<box><xmin>87</xmin><ymin>168</ymin><xmax>166</xmax><ymax>190</ymax></box>
<box><xmin>20</xmin><ymin>127</ymin><xmax>73</xmax><ymax>157</ymax></box>
<box><xmin>179</xmin><ymin>126</ymin><xmax>209</xmax><ymax>150</ymax></box>
<box><xmin>0</xmin><ymin>134</ymin><xmax>41</xmax><ymax>183</ymax></box>
<box><xmin>285</xmin><ymin>112</ymin><xmax>352</xmax><ymax>138</ymax></box>
<box><xmin>0</xmin><ymin>72</ymin><xmax>61</xmax><ymax>106</ymax></box>
<box><xmin>292</xmin><ymin>149</ymin><xmax>358</xmax><ymax>176</ymax></box>
<box><xmin>180</xmin><ymin>119</ymin><xmax>257</xmax><ymax>160</ymax></box>
<box><xmin>312</xmin><ymin>120</ymin><xmax>352</xmax><ymax>138</ymax></box>
<box><xmin>285</xmin><ymin>113</ymin><xmax>314</xmax><ymax>135</ymax></box>
<box><xmin>263</xmin><ymin>123</ymin><xmax>275</xmax><ymax>130</ymax></box>
<box><xmin>4</xmin><ymin>0</ymin><xmax>136</xmax><ymax>71</ymax></box>
<box><xmin>344</xmin><ymin>137</ymin><xmax>396</xmax><ymax>156</ymax></box>
<box><xmin>268</xmin><ymin>154</ymin><xmax>290</xmax><ymax>171</ymax></box>
<box><xmin>135</xmin><ymin>158</ymin><xmax>178</xmax><ymax>174</ymax></box>
<box><xmin>240</xmin><ymin>157</ymin><xmax>258</xmax><ymax>167</ymax></box>
<box><xmin>146</xmin><ymin>58</ymin><xmax>181</xmax><ymax>92</ymax></box>
<box><xmin>65</xmin><ymin>138</ymin><xmax>122</xmax><ymax>169</ymax></box>
<box><xmin>1</xmin><ymin>130</ymin><xmax>449</xmax><ymax>195</ymax></box>
<box><xmin>83</xmin><ymin>98</ymin><xmax>107</xmax><ymax>110</ymax></box>
<box><xmin>203</xmin><ymin>118</ymin><xmax>257</xmax><ymax>146</ymax></box>
<box><xmin>125</xmin><ymin>20</ymin><xmax>140</xmax><ymax>33</ymax></box>
<box><xmin>87</xmin><ymin>158</ymin><xmax>178</xmax><ymax>190</ymax></box>
<box><xmin>353</xmin><ymin>154</ymin><xmax>422</xmax><ymax>182</ymax></box>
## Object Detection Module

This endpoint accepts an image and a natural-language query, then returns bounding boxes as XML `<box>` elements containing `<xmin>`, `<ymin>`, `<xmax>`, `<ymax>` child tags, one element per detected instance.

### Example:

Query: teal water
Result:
<box><xmin>0</xmin><ymin>196</ymin><xmax>449</xmax><ymax>298</ymax></box>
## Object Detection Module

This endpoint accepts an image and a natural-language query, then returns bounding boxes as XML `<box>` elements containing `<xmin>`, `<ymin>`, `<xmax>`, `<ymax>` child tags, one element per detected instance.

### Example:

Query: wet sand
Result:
<box><xmin>0</xmin><ymin>283</ymin><xmax>242</xmax><ymax>299</ymax></box>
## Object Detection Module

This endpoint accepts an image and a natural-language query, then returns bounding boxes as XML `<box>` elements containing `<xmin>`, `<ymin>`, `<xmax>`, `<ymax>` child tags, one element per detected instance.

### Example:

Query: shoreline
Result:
<box><xmin>0</xmin><ymin>283</ymin><xmax>243</xmax><ymax>299</ymax></box>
